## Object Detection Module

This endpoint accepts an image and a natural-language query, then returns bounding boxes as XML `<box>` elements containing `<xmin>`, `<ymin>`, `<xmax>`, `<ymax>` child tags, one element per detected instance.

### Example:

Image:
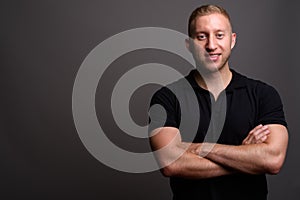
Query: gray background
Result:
<box><xmin>1</xmin><ymin>0</ymin><xmax>299</xmax><ymax>199</ymax></box>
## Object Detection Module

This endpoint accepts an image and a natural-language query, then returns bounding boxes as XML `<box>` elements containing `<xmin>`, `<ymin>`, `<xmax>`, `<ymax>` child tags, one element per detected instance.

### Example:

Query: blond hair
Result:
<box><xmin>188</xmin><ymin>5</ymin><xmax>232</xmax><ymax>37</ymax></box>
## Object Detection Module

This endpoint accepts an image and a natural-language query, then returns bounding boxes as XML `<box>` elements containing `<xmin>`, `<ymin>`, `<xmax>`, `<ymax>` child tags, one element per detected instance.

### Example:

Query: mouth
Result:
<box><xmin>207</xmin><ymin>53</ymin><xmax>221</xmax><ymax>61</ymax></box>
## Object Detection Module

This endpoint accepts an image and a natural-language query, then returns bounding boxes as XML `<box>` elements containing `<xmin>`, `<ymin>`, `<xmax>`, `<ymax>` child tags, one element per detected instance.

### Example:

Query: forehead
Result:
<box><xmin>194</xmin><ymin>13</ymin><xmax>231</xmax><ymax>32</ymax></box>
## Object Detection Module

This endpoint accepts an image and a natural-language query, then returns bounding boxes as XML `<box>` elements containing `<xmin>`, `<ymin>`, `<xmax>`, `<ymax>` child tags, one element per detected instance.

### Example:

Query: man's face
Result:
<box><xmin>187</xmin><ymin>13</ymin><xmax>236</xmax><ymax>74</ymax></box>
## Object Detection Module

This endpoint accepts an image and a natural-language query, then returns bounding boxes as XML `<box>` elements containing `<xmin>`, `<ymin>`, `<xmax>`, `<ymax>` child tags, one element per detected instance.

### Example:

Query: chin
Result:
<box><xmin>196</xmin><ymin>63</ymin><xmax>221</xmax><ymax>75</ymax></box>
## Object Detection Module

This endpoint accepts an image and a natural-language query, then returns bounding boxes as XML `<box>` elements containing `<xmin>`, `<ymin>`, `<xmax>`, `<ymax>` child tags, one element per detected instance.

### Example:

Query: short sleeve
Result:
<box><xmin>148</xmin><ymin>87</ymin><xmax>180</xmax><ymax>133</ymax></box>
<box><xmin>257</xmin><ymin>83</ymin><xmax>287</xmax><ymax>127</ymax></box>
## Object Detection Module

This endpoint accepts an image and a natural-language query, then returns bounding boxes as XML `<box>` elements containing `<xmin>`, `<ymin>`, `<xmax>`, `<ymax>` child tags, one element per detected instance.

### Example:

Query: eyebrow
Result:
<box><xmin>194</xmin><ymin>30</ymin><xmax>226</xmax><ymax>34</ymax></box>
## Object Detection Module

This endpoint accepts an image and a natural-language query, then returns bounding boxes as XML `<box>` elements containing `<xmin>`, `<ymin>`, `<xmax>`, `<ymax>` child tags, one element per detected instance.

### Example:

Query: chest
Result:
<box><xmin>192</xmin><ymin>89</ymin><xmax>258</xmax><ymax>144</ymax></box>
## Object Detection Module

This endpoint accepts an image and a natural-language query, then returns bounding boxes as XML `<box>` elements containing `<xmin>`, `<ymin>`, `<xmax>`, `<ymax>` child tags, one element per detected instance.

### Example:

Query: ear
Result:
<box><xmin>185</xmin><ymin>38</ymin><xmax>192</xmax><ymax>53</ymax></box>
<box><xmin>231</xmin><ymin>33</ymin><xmax>237</xmax><ymax>49</ymax></box>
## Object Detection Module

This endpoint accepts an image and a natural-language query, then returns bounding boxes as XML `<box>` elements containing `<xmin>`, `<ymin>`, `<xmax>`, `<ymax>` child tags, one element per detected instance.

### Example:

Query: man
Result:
<box><xmin>149</xmin><ymin>4</ymin><xmax>288</xmax><ymax>200</ymax></box>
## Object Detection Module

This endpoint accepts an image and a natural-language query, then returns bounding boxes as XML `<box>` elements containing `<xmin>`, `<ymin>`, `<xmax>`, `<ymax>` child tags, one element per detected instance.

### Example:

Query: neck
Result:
<box><xmin>194</xmin><ymin>66</ymin><xmax>232</xmax><ymax>99</ymax></box>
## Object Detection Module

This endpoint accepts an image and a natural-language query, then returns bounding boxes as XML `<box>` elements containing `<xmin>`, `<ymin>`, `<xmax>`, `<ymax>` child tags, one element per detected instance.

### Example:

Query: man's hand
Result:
<box><xmin>191</xmin><ymin>124</ymin><xmax>270</xmax><ymax>156</ymax></box>
<box><xmin>150</xmin><ymin>127</ymin><xmax>236</xmax><ymax>178</ymax></box>
<box><xmin>189</xmin><ymin>124</ymin><xmax>287</xmax><ymax>175</ymax></box>
<box><xmin>242</xmin><ymin>124</ymin><xmax>270</xmax><ymax>145</ymax></box>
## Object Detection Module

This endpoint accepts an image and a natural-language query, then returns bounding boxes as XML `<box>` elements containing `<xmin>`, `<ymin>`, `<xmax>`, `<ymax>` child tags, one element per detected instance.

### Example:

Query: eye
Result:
<box><xmin>196</xmin><ymin>34</ymin><xmax>207</xmax><ymax>41</ymax></box>
<box><xmin>216</xmin><ymin>33</ymin><xmax>224</xmax><ymax>39</ymax></box>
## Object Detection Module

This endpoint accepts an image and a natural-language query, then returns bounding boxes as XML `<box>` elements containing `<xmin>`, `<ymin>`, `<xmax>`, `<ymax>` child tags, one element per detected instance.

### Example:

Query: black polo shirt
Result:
<box><xmin>149</xmin><ymin>69</ymin><xmax>287</xmax><ymax>200</ymax></box>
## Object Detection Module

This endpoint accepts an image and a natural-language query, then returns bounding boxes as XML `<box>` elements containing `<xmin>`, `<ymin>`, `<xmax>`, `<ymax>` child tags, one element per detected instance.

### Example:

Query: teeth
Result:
<box><xmin>208</xmin><ymin>54</ymin><xmax>219</xmax><ymax>61</ymax></box>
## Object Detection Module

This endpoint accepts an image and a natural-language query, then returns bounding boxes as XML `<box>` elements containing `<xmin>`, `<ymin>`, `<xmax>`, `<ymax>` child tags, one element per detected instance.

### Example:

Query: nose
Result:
<box><xmin>206</xmin><ymin>36</ymin><xmax>217</xmax><ymax>52</ymax></box>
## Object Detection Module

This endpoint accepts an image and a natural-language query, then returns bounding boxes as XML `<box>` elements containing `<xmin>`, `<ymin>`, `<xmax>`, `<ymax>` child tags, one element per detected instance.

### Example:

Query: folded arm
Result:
<box><xmin>150</xmin><ymin>124</ymin><xmax>281</xmax><ymax>179</ymax></box>
<box><xmin>150</xmin><ymin>127</ymin><xmax>234</xmax><ymax>179</ymax></box>
<box><xmin>197</xmin><ymin>124</ymin><xmax>288</xmax><ymax>175</ymax></box>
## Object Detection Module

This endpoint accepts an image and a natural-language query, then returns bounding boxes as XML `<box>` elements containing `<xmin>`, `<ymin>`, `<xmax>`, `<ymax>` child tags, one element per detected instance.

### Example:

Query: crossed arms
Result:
<box><xmin>150</xmin><ymin>124</ymin><xmax>288</xmax><ymax>179</ymax></box>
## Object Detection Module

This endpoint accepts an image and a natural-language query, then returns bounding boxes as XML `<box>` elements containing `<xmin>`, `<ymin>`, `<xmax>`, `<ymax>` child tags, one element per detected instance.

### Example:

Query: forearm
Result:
<box><xmin>150</xmin><ymin>127</ymin><xmax>236</xmax><ymax>179</ymax></box>
<box><xmin>165</xmin><ymin>149</ymin><xmax>235</xmax><ymax>179</ymax></box>
<box><xmin>197</xmin><ymin>124</ymin><xmax>288</xmax><ymax>175</ymax></box>
<box><xmin>202</xmin><ymin>142</ymin><xmax>281</xmax><ymax>174</ymax></box>
<box><xmin>202</xmin><ymin>143</ymin><xmax>267</xmax><ymax>174</ymax></box>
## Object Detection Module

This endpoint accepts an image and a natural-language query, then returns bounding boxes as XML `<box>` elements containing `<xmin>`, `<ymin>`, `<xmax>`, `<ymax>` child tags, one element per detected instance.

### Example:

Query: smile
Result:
<box><xmin>207</xmin><ymin>53</ymin><xmax>221</xmax><ymax>61</ymax></box>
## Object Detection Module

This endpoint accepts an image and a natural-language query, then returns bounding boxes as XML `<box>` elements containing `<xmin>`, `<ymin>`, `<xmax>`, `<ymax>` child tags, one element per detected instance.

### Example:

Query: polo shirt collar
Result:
<box><xmin>186</xmin><ymin>68</ymin><xmax>247</xmax><ymax>92</ymax></box>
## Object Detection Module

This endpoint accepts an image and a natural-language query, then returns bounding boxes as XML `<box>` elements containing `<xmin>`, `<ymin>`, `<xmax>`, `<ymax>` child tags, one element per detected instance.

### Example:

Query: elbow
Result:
<box><xmin>266</xmin><ymin>165</ymin><xmax>281</xmax><ymax>175</ymax></box>
<box><xmin>161</xmin><ymin>166</ymin><xmax>173</xmax><ymax>177</ymax></box>
<box><xmin>265</xmin><ymin>155</ymin><xmax>285</xmax><ymax>175</ymax></box>
<box><xmin>160</xmin><ymin>163</ymin><xmax>178</xmax><ymax>177</ymax></box>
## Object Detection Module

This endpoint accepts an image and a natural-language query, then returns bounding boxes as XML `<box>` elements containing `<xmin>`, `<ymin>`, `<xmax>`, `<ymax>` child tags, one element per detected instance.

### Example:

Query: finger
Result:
<box><xmin>243</xmin><ymin>124</ymin><xmax>268</xmax><ymax>145</ymax></box>
<box><xmin>190</xmin><ymin>145</ymin><xmax>201</xmax><ymax>155</ymax></box>
<box><xmin>260</xmin><ymin>135</ymin><xmax>268</xmax><ymax>143</ymax></box>
<box><xmin>252</xmin><ymin>126</ymin><xmax>269</xmax><ymax>139</ymax></box>
<box><xmin>254</xmin><ymin>133</ymin><xmax>269</xmax><ymax>144</ymax></box>
<box><xmin>244</xmin><ymin>124</ymin><xmax>263</xmax><ymax>143</ymax></box>
<box><xmin>243</xmin><ymin>128</ymin><xmax>259</xmax><ymax>145</ymax></box>
<box><xmin>242</xmin><ymin>134</ymin><xmax>252</xmax><ymax>145</ymax></box>
<box><xmin>254</xmin><ymin>131</ymin><xmax>270</xmax><ymax>143</ymax></box>
<box><xmin>249</xmin><ymin>129</ymin><xmax>270</xmax><ymax>144</ymax></box>
<box><xmin>249</xmin><ymin>124</ymin><xmax>263</xmax><ymax>135</ymax></box>
<box><xmin>255</xmin><ymin>129</ymin><xmax>270</xmax><ymax>139</ymax></box>
<box><xmin>242</xmin><ymin>134</ymin><xmax>252</xmax><ymax>144</ymax></box>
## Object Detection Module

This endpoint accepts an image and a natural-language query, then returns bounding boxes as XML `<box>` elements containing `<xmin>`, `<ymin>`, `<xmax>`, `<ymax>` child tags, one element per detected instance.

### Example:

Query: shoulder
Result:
<box><xmin>151</xmin><ymin>71</ymin><xmax>196</xmax><ymax>102</ymax></box>
<box><xmin>231</xmin><ymin>69</ymin><xmax>280</xmax><ymax>97</ymax></box>
<box><xmin>231</xmin><ymin>69</ymin><xmax>287</xmax><ymax>126</ymax></box>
